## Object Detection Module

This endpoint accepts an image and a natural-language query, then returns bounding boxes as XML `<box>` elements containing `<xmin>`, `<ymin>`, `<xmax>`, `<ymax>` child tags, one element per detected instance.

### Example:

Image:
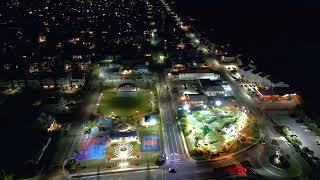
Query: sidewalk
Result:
<box><xmin>68</xmin><ymin>160</ymin><xmax>159</xmax><ymax>178</ymax></box>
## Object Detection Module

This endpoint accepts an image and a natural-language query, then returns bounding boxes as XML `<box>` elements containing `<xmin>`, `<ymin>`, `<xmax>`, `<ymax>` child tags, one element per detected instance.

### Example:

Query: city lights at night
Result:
<box><xmin>0</xmin><ymin>0</ymin><xmax>319</xmax><ymax>179</ymax></box>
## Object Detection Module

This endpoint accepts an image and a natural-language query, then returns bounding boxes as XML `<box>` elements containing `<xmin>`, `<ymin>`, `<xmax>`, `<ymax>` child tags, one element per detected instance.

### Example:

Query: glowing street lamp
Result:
<box><xmin>215</xmin><ymin>100</ymin><xmax>222</xmax><ymax>107</ymax></box>
<box><xmin>159</xmin><ymin>55</ymin><xmax>165</xmax><ymax>61</ymax></box>
<box><xmin>183</xmin><ymin>104</ymin><xmax>190</xmax><ymax>111</ymax></box>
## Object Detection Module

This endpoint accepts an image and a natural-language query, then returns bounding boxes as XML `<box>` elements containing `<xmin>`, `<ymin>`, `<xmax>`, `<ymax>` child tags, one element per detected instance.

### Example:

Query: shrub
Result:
<box><xmin>190</xmin><ymin>149</ymin><xmax>203</xmax><ymax>157</ymax></box>
<box><xmin>303</xmin><ymin>115</ymin><xmax>320</xmax><ymax>135</ymax></box>
<box><xmin>290</xmin><ymin>137</ymin><xmax>302</xmax><ymax>146</ymax></box>
<box><xmin>282</xmin><ymin>127</ymin><xmax>291</xmax><ymax>136</ymax></box>
<box><xmin>302</xmin><ymin>147</ymin><xmax>314</xmax><ymax>156</ymax></box>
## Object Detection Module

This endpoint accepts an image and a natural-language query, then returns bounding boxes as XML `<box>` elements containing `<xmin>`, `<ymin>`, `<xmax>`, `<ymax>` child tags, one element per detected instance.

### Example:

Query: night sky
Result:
<box><xmin>174</xmin><ymin>0</ymin><xmax>320</xmax><ymax>119</ymax></box>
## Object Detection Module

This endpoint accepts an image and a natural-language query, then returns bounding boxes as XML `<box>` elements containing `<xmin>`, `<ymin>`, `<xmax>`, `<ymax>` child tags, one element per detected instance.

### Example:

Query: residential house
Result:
<box><xmin>71</xmin><ymin>73</ymin><xmax>85</xmax><ymax>88</ymax></box>
<box><xmin>132</xmin><ymin>65</ymin><xmax>149</xmax><ymax>74</ymax></box>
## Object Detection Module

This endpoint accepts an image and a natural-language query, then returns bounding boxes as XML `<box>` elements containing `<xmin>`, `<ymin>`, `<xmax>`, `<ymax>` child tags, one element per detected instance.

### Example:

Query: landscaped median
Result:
<box><xmin>274</xmin><ymin>124</ymin><xmax>320</xmax><ymax>167</ymax></box>
<box><xmin>178</xmin><ymin>107</ymin><xmax>261</xmax><ymax>160</ymax></box>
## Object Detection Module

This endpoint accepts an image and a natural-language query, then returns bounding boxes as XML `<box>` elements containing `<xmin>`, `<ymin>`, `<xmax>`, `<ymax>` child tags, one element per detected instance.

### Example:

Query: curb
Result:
<box><xmin>196</xmin><ymin>137</ymin><xmax>261</xmax><ymax>163</ymax></box>
<box><xmin>196</xmin><ymin>124</ymin><xmax>262</xmax><ymax>163</ymax></box>
<box><xmin>67</xmin><ymin>165</ymin><xmax>159</xmax><ymax>178</ymax></box>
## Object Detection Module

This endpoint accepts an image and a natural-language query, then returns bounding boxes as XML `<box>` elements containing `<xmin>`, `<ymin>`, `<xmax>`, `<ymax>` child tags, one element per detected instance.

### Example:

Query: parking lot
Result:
<box><xmin>267</xmin><ymin>110</ymin><xmax>320</xmax><ymax>159</ymax></box>
<box><xmin>240</xmin><ymin>83</ymin><xmax>258</xmax><ymax>95</ymax></box>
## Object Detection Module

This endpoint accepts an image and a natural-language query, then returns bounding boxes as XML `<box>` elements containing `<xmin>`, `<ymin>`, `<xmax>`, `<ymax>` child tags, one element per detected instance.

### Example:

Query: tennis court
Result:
<box><xmin>141</xmin><ymin>136</ymin><xmax>160</xmax><ymax>152</ymax></box>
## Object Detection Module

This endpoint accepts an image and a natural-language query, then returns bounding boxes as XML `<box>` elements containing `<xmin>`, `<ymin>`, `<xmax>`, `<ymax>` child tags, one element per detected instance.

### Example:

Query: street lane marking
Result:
<box><xmin>169</xmin><ymin>122</ymin><xmax>180</xmax><ymax>155</ymax></box>
<box><xmin>161</xmin><ymin>105</ymin><xmax>172</xmax><ymax>155</ymax></box>
<box><xmin>166</xmin><ymin>101</ymin><xmax>183</xmax><ymax>154</ymax></box>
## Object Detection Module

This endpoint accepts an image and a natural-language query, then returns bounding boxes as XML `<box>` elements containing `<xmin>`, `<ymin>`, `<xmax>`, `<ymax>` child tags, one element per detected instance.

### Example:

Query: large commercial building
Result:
<box><xmin>239</xmin><ymin>66</ymin><xmax>289</xmax><ymax>89</ymax></box>
<box><xmin>168</xmin><ymin>69</ymin><xmax>220</xmax><ymax>80</ymax></box>
<box><xmin>257</xmin><ymin>87</ymin><xmax>299</xmax><ymax>101</ymax></box>
<box><xmin>198</xmin><ymin>79</ymin><xmax>233</xmax><ymax>97</ymax></box>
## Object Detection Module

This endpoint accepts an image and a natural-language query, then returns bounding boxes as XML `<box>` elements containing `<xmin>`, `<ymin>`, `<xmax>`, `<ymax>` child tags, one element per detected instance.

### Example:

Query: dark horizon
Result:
<box><xmin>1</xmin><ymin>0</ymin><xmax>320</xmax><ymax>179</ymax></box>
<box><xmin>174</xmin><ymin>0</ymin><xmax>320</xmax><ymax>119</ymax></box>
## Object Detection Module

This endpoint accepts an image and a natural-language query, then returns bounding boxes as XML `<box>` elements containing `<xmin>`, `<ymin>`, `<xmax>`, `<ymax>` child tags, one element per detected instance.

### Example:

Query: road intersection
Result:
<box><xmin>44</xmin><ymin>0</ymin><xmax>313</xmax><ymax>179</ymax></box>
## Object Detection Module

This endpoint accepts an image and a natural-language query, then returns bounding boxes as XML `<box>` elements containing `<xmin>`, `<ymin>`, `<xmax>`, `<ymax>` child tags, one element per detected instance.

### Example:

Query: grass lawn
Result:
<box><xmin>141</xmin><ymin>152</ymin><xmax>160</xmax><ymax>160</ymax></box>
<box><xmin>138</xmin><ymin>123</ymin><xmax>160</xmax><ymax>136</ymax></box>
<box><xmin>91</xmin><ymin>64</ymin><xmax>100</xmax><ymax>80</ymax></box>
<box><xmin>250</xmin><ymin>122</ymin><xmax>262</xmax><ymax>139</ymax></box>
<box><xmin>98</xmin><ymin>89</ymin><xmax>152</xmax><ymax>118</ymax></box>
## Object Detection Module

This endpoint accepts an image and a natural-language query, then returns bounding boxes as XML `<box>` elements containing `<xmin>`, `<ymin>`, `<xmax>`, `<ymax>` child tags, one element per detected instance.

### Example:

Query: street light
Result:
<box><xmin>159</xmin><ymin>55</ymin><xmax>165</xmax><ymax>61</ymax></box>
<box><xmin>183</xmin><ymin>104</ymin><xmax>190</xmax><ymax>111</ymax></box>
<box><xmin>215</xmin><ymin>100</ymin><xmax>222</xmax><ymax>107</ymax></box>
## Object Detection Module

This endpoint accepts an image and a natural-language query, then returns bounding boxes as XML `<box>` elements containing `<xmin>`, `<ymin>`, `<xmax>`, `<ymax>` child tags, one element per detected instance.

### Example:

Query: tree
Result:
<box><xmin>292</xmin><ymin>104</ymin><xmax>304</xmax><ymax>118</ymax></box>
<box><xmin>304</xmin><ymin>116</ymin><xmax>318</xmax><ymax>132</ymax></box>
<box><xmin>303</xmin><ymin>116</ymin><xmax>312</xmax><ymax>124</ymax></box>
<box><xmin>302</xmin><ymin>147</ymin><xmax>314</xmax><ymax>156</ymax></box>
<box><xmin>290</xmin><ymin>137</ymin><xmax>302</xmax><ymax>146</ymax></box>
<box><xmin>4</xmin><ymin>175</ymin><xmax>14</xmax><ymax>180</ymax></box>
<box><xmin>282</xmin><ymin>127</ymin><xmax>291</xmax><ymax>136</ymax></box>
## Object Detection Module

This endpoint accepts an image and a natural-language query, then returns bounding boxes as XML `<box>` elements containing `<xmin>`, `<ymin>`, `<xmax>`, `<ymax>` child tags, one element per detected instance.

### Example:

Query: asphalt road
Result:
<box><xmin>42</xmin><ymin>0</ymin><xmax>314</xmax><ymax>179</ymax></box>
<box><xmin>159</xmin><ymin>80</ymin><xmax>185</xmax><ymax>160</ymax></box>
<box><xmin>162</xmin><ymin>0</ymin><xmax>312</xmax><ymax>178</ymax></box>
<box><xmin>206</xmin><ymin>59</ymin><xmax>312</xmax><ymax>178</ymax></box>
<box><xmin>268</xmin><ymin>110</ymin><xmax>320</xmax><ymax>158</ymax></box>
<box><xmin>76</xmin><ymin>1</ymin><xmax>311</xmax><ymax>179</ymax></box>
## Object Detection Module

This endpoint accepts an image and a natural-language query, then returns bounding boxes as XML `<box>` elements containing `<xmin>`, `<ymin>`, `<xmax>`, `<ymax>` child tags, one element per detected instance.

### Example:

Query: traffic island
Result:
<box><xmin>269</xmin><ymin>155</ymin><xmax>290</xmax><ymax>169</ymax></box>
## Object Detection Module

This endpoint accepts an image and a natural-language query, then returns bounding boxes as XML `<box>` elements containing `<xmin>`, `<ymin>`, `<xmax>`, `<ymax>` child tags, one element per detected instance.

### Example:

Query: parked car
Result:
<box><xmin>246</xmin><ymin>168</ymin><xmax>255</xmax><ymax>175</ymax></box>
<box><xmin>168</xmin><ymin>168</ymin><xmax>176</xmax><ymax>173</ymax></box>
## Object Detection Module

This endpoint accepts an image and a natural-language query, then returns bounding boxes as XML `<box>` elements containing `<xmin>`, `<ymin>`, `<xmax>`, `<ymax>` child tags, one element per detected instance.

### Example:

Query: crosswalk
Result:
<box><xmin>166</xmin><ymin>153</ymin><xmax>187</xmax><ymax>165</ymax></box>
<box><xmin>168</xmin><ymin>159</ymin><xmax>185</xmax><ymax>165</ymax></box>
